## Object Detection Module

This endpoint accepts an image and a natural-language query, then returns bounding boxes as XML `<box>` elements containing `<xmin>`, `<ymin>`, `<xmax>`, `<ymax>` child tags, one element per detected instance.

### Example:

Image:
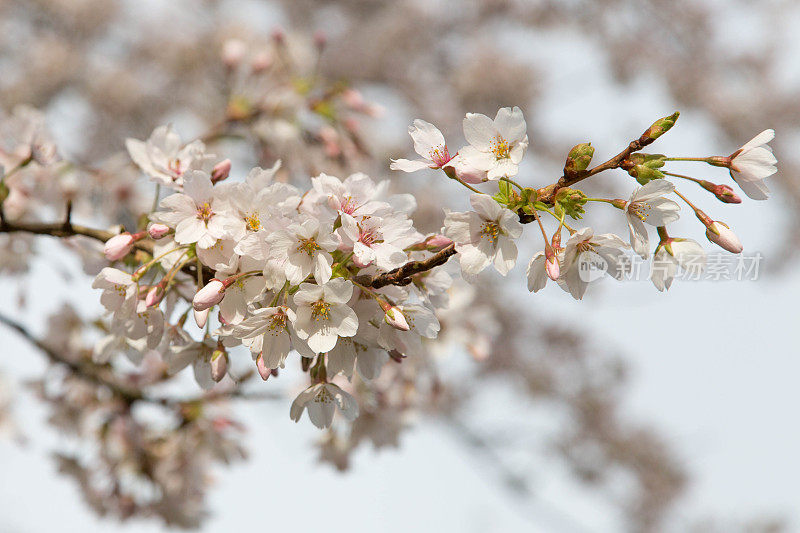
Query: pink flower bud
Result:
<box><xmin>211</xmin><ymin>159</ymin><xmax>232</xmax><ymax>183</ymax></box>
<box><xmin>193</xmin><ymin>279</ymin><xmax>225</xmax><ymax>311</ymax></box>
<box><xmin>713</xmin><ymin>184</ymin><xmax>742</xmax><ymax>204</ymax></box>
<box><xmin>545</xmin><ymin>245</ymin><xmax>560</xmax><ymax>281</ymax></box>
<box><xmin>313</xmin><ymin>30</ymin><xmax>327</xmax><ymax>50</ymax></box>
<box><xmin>384</xmin><ymin>307</ymin><xmax>410</xmax><ymax>331</ymax></box>
<box><xmin>256</xmin><ymin>354</ymin><xmax>271</xmax><ymax>381</ymax></box>
<box><xmin>211</xmin><ymin>350</ymin><xmax>228</xmax><ymax>382</ymax></box>
<box><xmin>193</xmin><ymin>308</ymin><xmax>209</xmax><ymax>328</ymax></box>
<box><xmin>222</xmin><ymin>39</ymin><xmax>247</xmax><ymax>68</ymax></box>
<box><xmin>147</xmin><ymin>223</ymin><xmax>170</xmax><ymax>239</ymax></box>
<box><xmin>251</xmin><ymin>51</ymin><xmax>273</xmax><ymax>73</ymax></box>
<box><xmin>104</xmin><ymin>233</ymin><xmax>134</xmax><ymax>261</ymax></box>
<box><xmin>706</xmin><ymin>221</ymin><xmax>743</xmax><ymax>253</ymax></box>
<box><xmin>425</xmin><ymin>234</ymin><xmax>453</xmax><ymax>250</ymax></box>
<box><xmin>145</xmin><ymin>284</ymin><xmax>164</xmax><ymax>307</ymax></box>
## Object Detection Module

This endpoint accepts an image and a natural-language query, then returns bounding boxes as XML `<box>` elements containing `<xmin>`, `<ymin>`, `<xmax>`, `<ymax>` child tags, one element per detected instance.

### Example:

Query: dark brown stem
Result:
<box><xmin>0</xmin><ymin>219</ymin><xmax>213</xmax><ymax>283</ymax></box>
<box><xmin>0</xmin><ymin>312</ymin><xmax>145</xmax><ymax>404</ymax></box>
<box><xmin>519</xmin><ymin>124</ymin><xmax>660</xmax><ymax>223</ymax></box>
<box><xmin>355</xmin><ymin>243</ymin><xmax>457</xmax><ymax>289</ymax></box>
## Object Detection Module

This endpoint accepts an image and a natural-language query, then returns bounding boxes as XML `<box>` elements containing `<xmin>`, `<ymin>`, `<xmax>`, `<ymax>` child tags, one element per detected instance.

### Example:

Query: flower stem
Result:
<box><xmin>663</xmin><ymin>171</ymin><xmax>702</xmax><ymax>184</ymax></box>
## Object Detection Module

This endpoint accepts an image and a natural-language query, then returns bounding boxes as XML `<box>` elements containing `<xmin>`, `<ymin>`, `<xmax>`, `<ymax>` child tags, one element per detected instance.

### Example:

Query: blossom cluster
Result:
<box><xmin>88</xmin><ymin>105</ymin><xmax>776</xmax><ymax>429</ymax></box>
<box><xmin>392</xmin><ymin>107</ymin><xmax>776</xmax><ymax>296</ymax></box>
<box><xmin>93</xmin><ymin>126</ymin><xmax>446</xmax><ymax>427</ymax></box>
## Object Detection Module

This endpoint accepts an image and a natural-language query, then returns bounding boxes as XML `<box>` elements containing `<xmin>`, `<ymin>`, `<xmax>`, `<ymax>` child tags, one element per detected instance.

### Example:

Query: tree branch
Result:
<box><xmin>355</xmin><ymin>243</ymin><xmax>457</xmax><ymax>288</ymax></box>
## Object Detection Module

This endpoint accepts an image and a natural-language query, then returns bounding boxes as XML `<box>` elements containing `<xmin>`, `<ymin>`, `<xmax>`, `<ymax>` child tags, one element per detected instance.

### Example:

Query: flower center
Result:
<box><xmin>340</xmin><ymin>196</ymin><xmax>358</xmax><ymax>215</ymax></box>
<box><xmin>269</xmin><ymin>312</ymin><xmax>287</xmax><ymax>331</ymax></box>
<box><xmin>311</xmin><ymin>299</ymin><xmax>330</xmax><ymax>321</ymax></box>
<box><xmin>296</xmin><ymin>237</ymin><xmax>321</xmax><ymax>256</ymax></box>
<box><xmin>628</xmin><ymin>201</ymin><xmax>652</xmax><ymax>222</ymax></box>
<box><xmin>428</xmin><ymin>145</ymin><xmax>451</xmax><ymax>167</ymax></box>
<box><xmin>314</xmin><ymin>387</ymin><xmax>333</xmax><ymax>404</ymax></box>
<box><xmin>577</xmin><ymin>241</ymin><xmax>595</xmax><ymax>253</ymax></box>
<box><xmin>168</xmin><ymin>158</ymin><xmax>184</xmax><ymax>177</ymax></box>
<box><xmin>479</xmin><ymin>221</ymin><xmax>502</xmax><ymax>243</ymax></box>
<box><xmin>490</xmin><ymin>135</ymin><xmax>511</xmax><ymax>160</ymax></box>
<box><xmin>245</xmin><ymin>213</ymin><xmax>261</xmax><ymax>232</ymax></box>
<box><xmin>196</xmin><ymin>202</ymin><xmax>214</xmax><ymax>222</ymax></box>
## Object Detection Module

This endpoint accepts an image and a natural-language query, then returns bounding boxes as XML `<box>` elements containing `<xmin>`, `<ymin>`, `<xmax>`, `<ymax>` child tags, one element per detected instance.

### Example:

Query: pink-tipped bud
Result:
<box><xmin>193</xmin><ymin>308</ymin><xmax>209</xmax><ymax>329</ymax></box>
<box><xmin>211</xmin><ymin>159</ymin><xmax>231</xmax><ymax>183</ymax></box>
<box><xmin>425</xmin><ymin>234</ymin><xmax>453</xmax><ymax>251</ymax></box>
<box><xmin>221</xmin><ymin>39</ymin><xmax>248</xmax><ymax>68</ymax></box>
<box><xmin>271</xmin><ymin>27</ymin><xmax>286</xmax><ymax>44</ymax></box>
<box><xmin>256</xmin><ymin>354</ymin><xmax>271</xmax><ymax>381</ymax></box>
<box><xmin>145</xmin><ymin>284</ymin><xmax>164</xmax><ymax>307</ymax></box>
<box><xmin>210</xmin><ymin>350</ymin><xmax>228</xmax><ymax>382</ymax></box>
<box><xmin>313</xmin><ymin>30</ymin><xmax>327</xmax><ymax>50</ymax></box>
<box><xmin>544</xmin><ymin>244</ymin><xmax>560</xmax><ymax>281</ymax></box>
<box><xmin>104</xmin><ymin>232</ymin><xmax>135</xmax><ymax>261</ymax></box>
<box><xmin>705</xmin><ymin>221</ymin><xmax>743</xmax><ymax>253</ymax></box>
<box><xmin>384</xmin><ymin>307</ymin><xmax>410</xmax><ymax>331</ymax></box>
<box><xmin>147</xmin><ymin>223</ymin><xmax>170</xmax><ymax>239</ymax></box>
<box><xmin>713</xmin><ymin>184</ymin><xmax>742</xmax><ymax>204</ymax></box>
<box><xmin>251</xmin><ymin>51</ymin><xmax>273</xmax><ymax>73</ymax></box>
<box><xmin>193</xmin><ymin>279</ymin><xmax>225</xmax><ymax>311</ymax></box>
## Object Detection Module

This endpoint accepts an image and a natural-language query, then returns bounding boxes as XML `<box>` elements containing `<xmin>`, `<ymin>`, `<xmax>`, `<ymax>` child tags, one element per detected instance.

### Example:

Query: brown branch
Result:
<box><xmin>0</xmin><ymin>312</ymin><xmax>145</xmax><ymax>403</ymax></box>
<box><xmin>355</xmin><ymin>243</ymin><xmax>457</xmax><ymax>289</ymax></box>
<box><xmin>519</xmin><ymin>122</ymin><xmax>662</xmax><ymax>223</ymax></box>
<box><xmin>0</xmin><ymin>219</ymin><xmax>213</xmax><ymax>282</ymax></box>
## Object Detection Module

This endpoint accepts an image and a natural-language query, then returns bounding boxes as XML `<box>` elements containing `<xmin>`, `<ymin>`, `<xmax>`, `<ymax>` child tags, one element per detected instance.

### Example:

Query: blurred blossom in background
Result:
<box><xmin>0</xmin><ymin>0</ymin><xmax>798</xmax><ymax>532</ymax></box>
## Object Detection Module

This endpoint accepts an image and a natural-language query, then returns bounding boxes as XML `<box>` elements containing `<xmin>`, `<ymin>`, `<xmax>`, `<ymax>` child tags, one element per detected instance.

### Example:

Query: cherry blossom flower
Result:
<box><xmin>293</xmin><ymin>279</ymin><xmax>358</xmax><ymax>354</ymax></box>
<box><xmin>623</xmin><ymin>180</ymin><xmax>681</xmax><ymax>258</ymax></box>
<box><xmin>558</xmin><ymin>228</ymin><xmax>630</xmax><ymax>300</ymax></box>
<box><xmin>231</xmin><ymin>306</ymin><xmax>303</xmax><ymax>369</ymax></box>
<box><xmin>390</xmin><ymin>120</ymin><xmax>454</xmax><ymax>172</ymax></box>
<box><xmin>153</xmin><ymin>170</ymin><xmax>232</xmax><ymax>249</ymax></box>
<box><xmin>443</xmin><ymin>194</ymin><xmax>523</xmax><ymax>276</ymax></box>
<box><xmin>268</xmin><ymin>217</ymin><xmax>338</xmax><ymax>285</ymax></box>
<box><xmin>728</xmin><ymin>129</ymin><xmax>776</xmax><ymax>200</ymax></box>
<box><xmin>92</xmin><ymin>267</ymin><xmax>138</xmax><ymax>319</ymax></box>
<box><xmin>289</xmin><ymin>382</ymin><xmax>359</xmax><ymax>429</ymax></box>
<box><xmin>126</xmin><ymin>125</ymin><xmax>214</xmax><ymax>189</ymax></box>
<box><xmin>650</xmin><ymin>238</ymin><xmax>707</xmax><ymax>292</ymax></box>
<box><xmin>460</xmin><ymin>107</ymin><xmax>528</xmax><ymax>180</ymax></box>
<box><xmin>337</xmin><ymin>213</ymin><xmax>418</xmax><ymax>270</ymax></box>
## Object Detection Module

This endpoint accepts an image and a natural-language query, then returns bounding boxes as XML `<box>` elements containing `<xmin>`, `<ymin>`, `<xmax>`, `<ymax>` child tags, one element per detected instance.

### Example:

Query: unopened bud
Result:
<box><xmin>251</xmin><ymin>51</ymin><xmax>273</xmax><ymax>73</ymax></box>
<box><xmin>699</xmin><ymin>181</ymin><xmax>741</xmax><ymax>204</ymax></box>
<box><xmin>104</xmin><ymin>232</ymin><xmax>135</xmax><ymax>261</ymax></box>
<box><xmin>705</xmin><ymin>221</ymin><xmax>743</xmax><ymax>253</ymax></box>
<box><xmin>145</xmin><ymin>283</ymin><xmax>165</xmax><ymax>307</ymax></box>
<box><xmin>147</xmin><ymin>223</ymin><xmax>170</xmax><ymax>239</ymax></box>
<box><xmin>564</xmin><ymin>142</ymin><xmax>594</xmax><ymax>176</ymax></box>
<box><xmin>384</xmin><ymin>307</ymin><xmax>410</xmax><ymax>331</ymax></box>
<box><xmin>256</xmin><ymin>354</ymin><xmax>271</xmax><ymax>381</ymax></box>
<box><xmin>544</xmin><ymin>245</ymin><xmax>560</xmax><ymax>281</ymax></box>
<box><xmin>425</xmin><ymin>234</ymin><xmax>453</xmax><ymax>251</ymax></box>
<box><xmin>313</xmin><ymin>30</ymin><xmax>327</xmax><ymax>50</ymax></box>
<box><xmin>211</xmin><ymin>159</ymin><xmax>231</xmax><ymax>183</ymax></box>
<box><xmin>192</xmin><ymin>279</ymin><xmax>225</xmax><ymax>311</ymax></box>
<box><xmin>193</xmin><ymin>308</ymin><xmax>209</xmax><ymax>328</ymax></box>
<box><xmin>221</xmin><ymin>39</ymin><xmax>247</xmax><ymax>68</ymax></box>
<box><xmin>643</xmin><ymin>111</ymin><xmax>679</xmax><ymax>141</ymax></box>
<box><xmin>210</xmin><ymin>350</ymin><xmax>228</xmax><ymax>382</ymax></box>
<box><xmin>271</xmin><ymin>27</ymin><xmax>286</xmax><ymax>44</ymax></box>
